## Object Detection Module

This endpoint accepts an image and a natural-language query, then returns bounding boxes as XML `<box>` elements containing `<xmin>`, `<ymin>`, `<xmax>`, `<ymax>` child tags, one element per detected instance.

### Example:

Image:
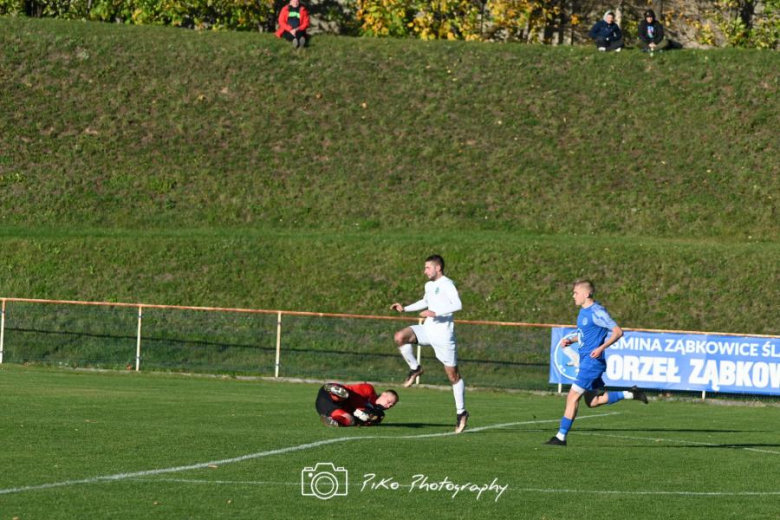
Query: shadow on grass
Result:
<box><xmin>380</xmin><ymin>422</ymin><xmax>450</xmax><ymax>429</ymax></box>
<box><xmin>643</xmin><ymin>443</ymin><xmax>780</xmax><ymax>449</ymax></box>
<box><xmin>577</xmin><ymin>427</ymin><xmax>768</xmax><ymax>434</ymax></box>
<box><xmin>9</xmin><ymin>327</ymin><xmax>546</xmax><ymax>366</ymax></box>
<box><xmin>473</xmin><ymin>427</ymin><xmax>771</xmax><ymax>436</ymax></box>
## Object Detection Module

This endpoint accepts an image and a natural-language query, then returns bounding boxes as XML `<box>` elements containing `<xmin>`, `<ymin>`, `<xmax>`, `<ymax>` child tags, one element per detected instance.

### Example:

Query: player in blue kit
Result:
<box><xmin>546</xmin><ymin>280</ymin><xmax>648</xmax><ymax>446</ymax></box>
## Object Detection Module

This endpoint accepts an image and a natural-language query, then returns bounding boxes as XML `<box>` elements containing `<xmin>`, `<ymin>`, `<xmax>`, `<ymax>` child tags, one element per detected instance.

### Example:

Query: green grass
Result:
<box><xmin>0</xmin><ymin>229</ymin><xmax>778</xmax><ymax>335</ymax></box>
<box><xmin>1</xmin><ymin>366</ymin><xmax>779</xmax><ymax>519</ymax></box>
<box><xmin>0</xmin><ymin>17</ymin><xmax>777</xmax><ymax>238</ymax></box>
<box><xmin>0</xmin><ymin>17</ymin><xmax>778</xmax><ymax>366</ymax></box>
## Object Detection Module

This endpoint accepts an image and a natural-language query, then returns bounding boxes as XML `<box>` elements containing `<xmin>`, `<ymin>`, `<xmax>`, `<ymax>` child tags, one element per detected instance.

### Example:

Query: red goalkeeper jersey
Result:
<box><xmin>340</xmin><ymin>383</ymin><xmax>378</xmax><ymax>413</ymax></box>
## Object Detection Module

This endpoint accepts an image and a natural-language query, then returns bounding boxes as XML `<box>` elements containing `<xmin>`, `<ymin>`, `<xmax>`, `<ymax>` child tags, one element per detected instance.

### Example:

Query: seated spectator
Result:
<box><xmin>638</xmin><ymin>9</ymin><xmax>669</xmax><ymax>52</ymax></box>
<box><xmin>588</xmin><ymin>10</ymin><xmax>624</xmax><ymax>52</ymax></box>
<box><xmin>276</xmin><ymin>0</ymin><xmax>310</xmax><ymax>49</ymax></box>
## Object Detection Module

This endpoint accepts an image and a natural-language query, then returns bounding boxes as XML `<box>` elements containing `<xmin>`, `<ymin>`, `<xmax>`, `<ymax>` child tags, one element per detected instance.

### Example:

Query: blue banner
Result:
<box><xmin>549</xmin><ymin>328</ymin><xmax>780</xmax><ymax>396</ymax></box>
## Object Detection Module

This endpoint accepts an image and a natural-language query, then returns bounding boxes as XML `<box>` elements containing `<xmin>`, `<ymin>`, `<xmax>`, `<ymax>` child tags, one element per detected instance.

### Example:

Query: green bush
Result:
<box><xmin>0</xmin><ymin>0</ymin><xmax>275</xmax><ymax>30</ymax></box>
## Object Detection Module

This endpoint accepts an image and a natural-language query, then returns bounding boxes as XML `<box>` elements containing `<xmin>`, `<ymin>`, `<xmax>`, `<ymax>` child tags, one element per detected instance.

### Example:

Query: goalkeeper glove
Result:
<box><xmin>353</xmin><ymin>409</ymin><xmax>371</xmax><ymax>423</ymax></box>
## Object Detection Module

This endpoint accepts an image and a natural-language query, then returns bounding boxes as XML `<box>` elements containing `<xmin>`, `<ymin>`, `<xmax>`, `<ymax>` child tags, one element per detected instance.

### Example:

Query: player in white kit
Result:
<box><xmin>390</xmin><ymin>255</ymin><xmax>469</xmax><ymax>433</ymax></box>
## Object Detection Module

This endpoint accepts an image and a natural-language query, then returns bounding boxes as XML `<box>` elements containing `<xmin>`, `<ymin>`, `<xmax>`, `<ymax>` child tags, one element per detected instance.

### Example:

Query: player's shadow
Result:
<box><xmin>381</xmin><ymin>422</ymin><xmax>450</xmax><ymax>429</ymax></box>
<box><xmin>645</xmin><ymin>443</ymin><xmax>780</xmax><ymax>449</ymax></box>
<box><xmin>477</xmin><ymin>427</ymin><xmax>769</xmax><ymax>435</ymax></box>
<box><xmin>578</xmin><ymin>427</ymin><xmax>766</xmax><ymax>434</ymax></box>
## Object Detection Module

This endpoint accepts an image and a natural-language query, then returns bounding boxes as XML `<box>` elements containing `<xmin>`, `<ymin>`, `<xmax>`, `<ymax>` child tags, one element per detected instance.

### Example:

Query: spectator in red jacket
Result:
<box><xmin>276</xmin><ymin>0</ymin><xmax>310</xmax><ymax>49</ymax></box>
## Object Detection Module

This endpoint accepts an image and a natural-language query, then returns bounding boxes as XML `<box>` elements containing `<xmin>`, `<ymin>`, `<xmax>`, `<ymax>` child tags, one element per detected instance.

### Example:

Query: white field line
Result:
<box><xmin>579</xmin><ymin>431</ymin><xmax>780</xmax><ymax>456</ymax></box>
<box><xmin>135</xmin><ymin>478</ymin><xmax>300</xmax><ymax>486</ymax></box>
<box><xmin>130</xmin><ymin>478</ymin><xmax>780</xmax><ymax>497</ymax></box>
<box><xmin>0</xmin><ymin>412</ymin><xmax>618</xmax><ymax>497</ymax></box>
<box><xmin>514</xmin><ymin>488</ymin><xmax>780</xmax><ymax>497</ymax></box>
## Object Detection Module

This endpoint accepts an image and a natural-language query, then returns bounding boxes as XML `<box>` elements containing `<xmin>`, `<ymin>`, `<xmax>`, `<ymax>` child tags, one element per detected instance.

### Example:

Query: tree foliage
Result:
<box><xmin>0</xmin><ymin>0</ymin><xmax>275</xmax><ymax>30</ymax></box>
<box><xmin>710</xmin><ymin>0</ymin><xmax>780</xmax><ymax>48</ymax></box>
<box><xmin>1</xmin><ymin>0</ymin><xmax>777</xmax><ymax>47</ymax></box>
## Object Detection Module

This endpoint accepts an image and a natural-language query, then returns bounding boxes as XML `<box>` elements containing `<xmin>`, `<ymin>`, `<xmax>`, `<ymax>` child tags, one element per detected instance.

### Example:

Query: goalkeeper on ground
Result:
<box><xmin>315</xmin><ymin>382</ymin><xmax>398</xmax><ymax>427</ymax></box>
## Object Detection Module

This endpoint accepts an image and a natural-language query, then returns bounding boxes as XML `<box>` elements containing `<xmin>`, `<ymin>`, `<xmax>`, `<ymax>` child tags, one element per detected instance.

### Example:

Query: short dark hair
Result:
<box><xmin>425</xmin><ymin>254</ymin><xmax>445</xmax><ymax>272</ymax></box>
<box><xmin>384</xmin><ymin>389</ymin><xmax>399</xmax><ymax>402</ymax></box>
<box><xmin>574</xmin><ymin>279</ymin><xmax>595</xmax><ymax>298</ymax></box>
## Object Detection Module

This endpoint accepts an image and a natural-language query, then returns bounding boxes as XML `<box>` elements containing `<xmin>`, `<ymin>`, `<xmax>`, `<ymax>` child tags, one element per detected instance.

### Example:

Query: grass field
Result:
<box><xmin>1</xmin><ymin>365</ymin><xmax>778</xmax><ymax>519</ymax></box>
<box><xmin>1</xmin><ymin>17</ymin><xmax>778</xmax><ymax>517</ymax></box>
<box><xmin>1</xmin><ymin>17</ymin><xmax>779</xmax><ymax>336</ymax></box>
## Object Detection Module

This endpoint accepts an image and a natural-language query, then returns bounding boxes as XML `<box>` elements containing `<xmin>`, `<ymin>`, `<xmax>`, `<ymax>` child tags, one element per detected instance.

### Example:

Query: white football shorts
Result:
<box><xmin>410</xmin><ymin>321</ymin><xmax>457</xmax><ymax>367</ymax></box>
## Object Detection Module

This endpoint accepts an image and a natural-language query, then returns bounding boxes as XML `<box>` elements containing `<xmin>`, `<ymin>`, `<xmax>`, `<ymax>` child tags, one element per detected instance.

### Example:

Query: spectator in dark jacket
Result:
<box><xmin>588</xmin><ymin>10</ymin><xmax>624</xmax><ymax>52</ymax></box>
<box><xmin>638</xmin><ymin>9</ymin><xmax>669</xmax><ymax>52</ymax></box>
<box><xmin>276</xmin><ymin>0</ymin><xmax>310</xmax><ymax>49</ymax></box>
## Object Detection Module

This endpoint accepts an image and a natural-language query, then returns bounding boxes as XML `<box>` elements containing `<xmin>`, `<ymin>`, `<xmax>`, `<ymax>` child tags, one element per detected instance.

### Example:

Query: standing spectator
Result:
<box><xmin>588</xmin><ymin>10</ymin><xmax>624</xmax><ymax>52</ymax></box>
<box><xmin>276</xmin><ymin>0</ymin><xmax>310</xmax><ymax>49</ymax></box>
<box><xmin>638</xmin><ymin>9</ymin><xmax>669</xmax><ymax>52</ymax></box>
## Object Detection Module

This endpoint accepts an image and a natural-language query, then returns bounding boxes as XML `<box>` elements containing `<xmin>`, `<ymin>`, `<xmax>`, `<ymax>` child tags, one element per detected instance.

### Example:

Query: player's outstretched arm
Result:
<box><xmin>403</xmin><ymin>299</ymin><xmax>427</xmax><ymax>312</ymax></box>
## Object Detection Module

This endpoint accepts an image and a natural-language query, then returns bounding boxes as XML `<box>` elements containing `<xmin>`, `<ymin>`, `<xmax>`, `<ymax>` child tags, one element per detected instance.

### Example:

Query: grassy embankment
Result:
<box><xmin>0</xmin><ymin>17</ymin><xmax>777</xmax><ymax>383</ymax></box>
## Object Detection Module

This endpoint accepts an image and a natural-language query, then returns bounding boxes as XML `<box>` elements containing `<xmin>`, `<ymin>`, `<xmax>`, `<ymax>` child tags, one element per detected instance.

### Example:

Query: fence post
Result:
<box><xmin>275</xmin><ymin>311</ymin><xmax>282</xmax><ymax>377</ymax></box>
<box><xmin>701</xmin><ymin>390</ymin><xmax>706</xmax><ymax>400</ymax></box>
<box><xmin>135</xmin><ymin>306</ymin><xmax>143</xmax><ymax>372</ymax></box>
<box><xmin>0</xmin><ymin>299</ymin><xmax>5</xmax><ymax>365</ymax></box>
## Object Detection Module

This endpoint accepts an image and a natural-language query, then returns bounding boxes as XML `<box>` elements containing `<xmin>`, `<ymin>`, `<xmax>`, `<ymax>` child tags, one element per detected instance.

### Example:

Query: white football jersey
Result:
<box><xmin>404</xmin><ymin>276</ymin><xmax>462</xmax><ymax>321</ymax></box>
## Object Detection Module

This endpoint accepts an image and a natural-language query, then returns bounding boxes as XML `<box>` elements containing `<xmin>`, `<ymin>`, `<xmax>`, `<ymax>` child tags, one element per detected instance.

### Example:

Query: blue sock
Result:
<box><xmin>557</xmin><ymin>416</ymin><xmax>574</xmax><ymax>438</ymax></box>
<box><xmin>607</xmin><ymin>391</ymin><xmax>625</xmax><ymax>405</ymax></box>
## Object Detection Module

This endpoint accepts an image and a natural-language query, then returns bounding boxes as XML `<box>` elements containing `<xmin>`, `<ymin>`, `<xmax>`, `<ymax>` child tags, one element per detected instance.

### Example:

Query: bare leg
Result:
<box><xmin>394</xmin><ymin>327</ymin><xmax>418</xmax><ymax>347</ymax></box>
<box><xmin>563</xmin><ymin>388</ymin><xmax>582</xmax><ymax>420</ymax></box>
<box><xmin>444</xmin><ymin>365</ymin><xmax>461</xmax><ymax>384</ymax></box>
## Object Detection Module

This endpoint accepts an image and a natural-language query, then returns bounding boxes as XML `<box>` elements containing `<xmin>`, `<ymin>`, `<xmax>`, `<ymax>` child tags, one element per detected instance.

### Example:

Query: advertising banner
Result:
<box><xmin>549</xmin><ymin>328</ymin><xmax>780</xmax><ymax>395</ymax></box>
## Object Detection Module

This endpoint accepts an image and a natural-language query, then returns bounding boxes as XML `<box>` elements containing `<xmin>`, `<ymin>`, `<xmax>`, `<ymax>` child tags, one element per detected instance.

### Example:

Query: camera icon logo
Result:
<box><xmin>301</xmin><ymin>462</ymin><xmax>349</xmax><ymax>500</ymax></box>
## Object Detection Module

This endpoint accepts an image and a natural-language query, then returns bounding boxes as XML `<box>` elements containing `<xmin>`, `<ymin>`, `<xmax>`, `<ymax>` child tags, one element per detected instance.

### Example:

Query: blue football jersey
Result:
<box><xmin>576</xmin><ymin>302</ymin><xmax>618</xmax><ymax>360</ymax></box>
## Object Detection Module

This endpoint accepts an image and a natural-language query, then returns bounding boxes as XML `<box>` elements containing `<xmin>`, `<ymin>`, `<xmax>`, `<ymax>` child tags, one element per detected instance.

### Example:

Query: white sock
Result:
<box><xmin>452</xmin><ymin>378</ymin><xmax>466</xmax><ymax>414</ymax></box>
<box><xmin>556</xmin><ymin>432</ymin><xmax>566</xmax><ymax>441</ymax></box>
<box><xmin>623</xmin><ymin>391</ymin><xmax>633</xmax><ymax>399</ymax></box>
<box><xmin>399</xmin><ymin>344</ymin><xmax>419</xmax><ymax>370</ymax></box>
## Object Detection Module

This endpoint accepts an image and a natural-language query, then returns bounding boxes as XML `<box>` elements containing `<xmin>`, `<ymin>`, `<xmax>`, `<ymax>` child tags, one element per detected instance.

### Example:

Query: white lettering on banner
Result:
<box><xmin>662</xmin><ymin>340</ymin><xmax>761</xmax><ymax>357</ymax></box>
<box><xmin>735</xmin><ymin>362</ymin><xmax>754</xmax><ymax>387</ymax></box>
<box><xmin>613</xmin><ymin>337</ymin><xmax>663</xmax><ymax>352</ymax></box>
<box><xmin>689</xmin><ymin>359</ymin><xmax>780</xmax><ymax>392</ymax></box>
<box><xmin>754</xmin><ymin>364</ymin><xmax>768</xmax><ymax>388</ymax></box>
<box><xmin>607</xmin><ymin>356</ymin><xmax>681</xmax><ymax>383</ymax></box>
<box><xmin>553</xmin><ymin>328</ymin><xmax>780</xmax><ymax>395</ymax></box>
<box><xmin>610</xmin><ymin>337</ymin><xmax>777</xmax><ymax>359</ymax></box>
<box><xmin>761</xmin><ymin>342</ymin><xmax>780</xmax><ymax>358</ymax></box>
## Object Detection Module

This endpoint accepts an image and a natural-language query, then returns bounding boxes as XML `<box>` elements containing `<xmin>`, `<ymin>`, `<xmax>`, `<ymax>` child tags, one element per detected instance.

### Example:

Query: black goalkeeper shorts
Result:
<box><xmin>315</xmin><ymin>386</ymin><xmax>341</xmax><ymax>416</ymax></box>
